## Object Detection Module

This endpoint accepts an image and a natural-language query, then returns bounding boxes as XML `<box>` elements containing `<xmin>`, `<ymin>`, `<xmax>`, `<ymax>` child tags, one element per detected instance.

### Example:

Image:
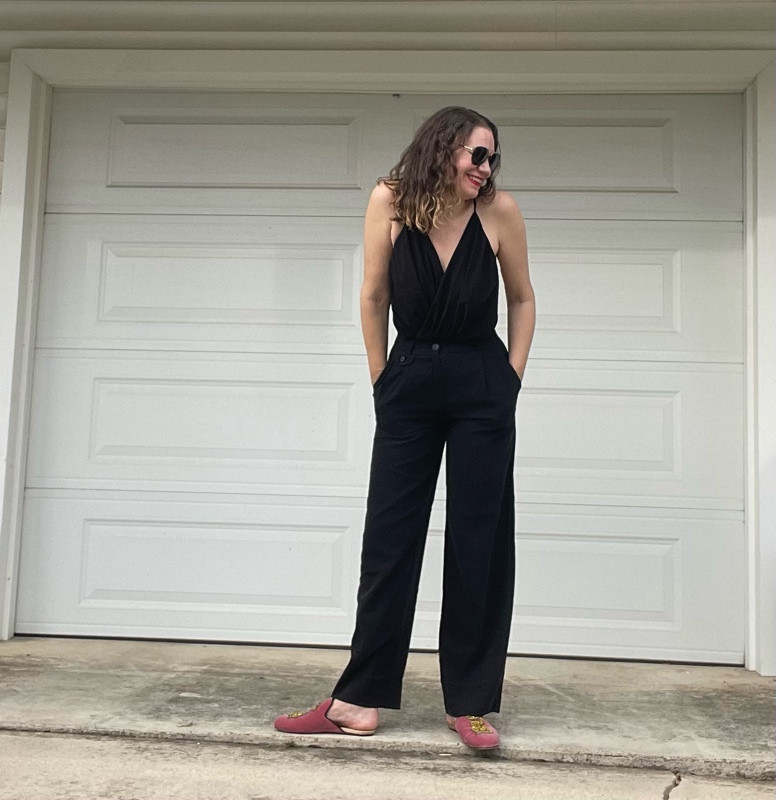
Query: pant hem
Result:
<box><xmin>331</xmin><ymin>678</ymin><xmax>403</xmax><ymax>710</ymax></box>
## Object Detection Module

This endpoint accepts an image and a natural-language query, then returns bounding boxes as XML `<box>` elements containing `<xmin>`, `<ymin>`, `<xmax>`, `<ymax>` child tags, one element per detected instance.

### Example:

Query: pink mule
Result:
<box><xmin>447</xmin><ymin>714</ymin><xmax>500</xmax><ymax>749</ymax></box>
<box><xmin>273</xmin><ymin>697</ymin><xmax>377</xmax><ymax>736</ymax></box>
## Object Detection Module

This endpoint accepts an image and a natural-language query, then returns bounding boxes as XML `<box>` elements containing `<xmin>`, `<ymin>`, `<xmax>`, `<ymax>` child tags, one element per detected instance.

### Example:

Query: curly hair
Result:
<box><xmin>376</xmin><ymin>106</ymin><xmax>500</xmax><ymax>234</ymax></box>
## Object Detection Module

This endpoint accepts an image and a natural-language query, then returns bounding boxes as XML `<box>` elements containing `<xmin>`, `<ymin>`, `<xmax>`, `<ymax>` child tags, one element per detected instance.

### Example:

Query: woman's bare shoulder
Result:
<box><xmin>366</xmin><ymin>181</ymin><xmax>400</xmax><ymax>236</ymax></box>
<box><xmin>370</xmin><ymin>179</ymin><xmax>397</xmax><ymax>209</ymax></box>
<box><xmin>490</xmin><ymin>189</ymin><xmax>524</xmax><ymax>218</ymax></box>
<box><xmin>479</xmin><ymin>191</ymin><xmax>525</xmax><ymax>257</ymax></box>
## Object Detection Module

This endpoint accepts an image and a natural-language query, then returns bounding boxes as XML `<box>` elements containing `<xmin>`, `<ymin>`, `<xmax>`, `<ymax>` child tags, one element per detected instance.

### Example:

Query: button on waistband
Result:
<box><xmin>431</xmin><ymin>343</ymin><xmax>440</xmax><ymax>350</ymax></box>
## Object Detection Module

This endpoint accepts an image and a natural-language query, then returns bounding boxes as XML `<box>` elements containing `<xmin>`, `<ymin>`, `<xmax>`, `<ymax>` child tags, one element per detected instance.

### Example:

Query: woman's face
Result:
<box><xmin>451</xmin><ymin>125</ymin><xmax>496</xmax><ymax>201</ymax></box>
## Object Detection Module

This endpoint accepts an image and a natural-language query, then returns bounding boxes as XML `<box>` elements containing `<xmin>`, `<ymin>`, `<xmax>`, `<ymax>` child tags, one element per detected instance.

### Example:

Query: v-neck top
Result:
<box><xmin>388</xmin><ymin>197</ymin><xmax>499</xmax><ymax>343</ymax></box>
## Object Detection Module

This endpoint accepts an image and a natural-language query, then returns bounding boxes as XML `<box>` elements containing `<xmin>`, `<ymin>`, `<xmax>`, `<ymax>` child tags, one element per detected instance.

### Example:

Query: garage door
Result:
<box><xmin>17</xmin><ymin>91</ymin><xmax>745</xmax><ymax>663</ymax></box>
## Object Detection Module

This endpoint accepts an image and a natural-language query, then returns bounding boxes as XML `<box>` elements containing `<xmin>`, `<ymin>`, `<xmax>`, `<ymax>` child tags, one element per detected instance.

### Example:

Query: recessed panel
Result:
<box><xmin>532</xmin><ymin>249</ymin><xmax>676</xmax><ymax>331</ymax></box>
<box><xmin>90</xmin><ymin>378</ymin><xmax>348</xmax><ymax>463</ymax></box>
<box><xmin>81</xmin><ymin>520</ymin><xmax>345</xmax><ymax>609</ymax></box>
<box><xmin>108</xmin><ymin>109</ymin><xmax>362</xmax><ymax>188</ymax></box>
<box><xmin>101</xmin><ymin>243</ymin><xmax>350</xmax><ymax>324</ymax></box>
<box><xmin>515</xmin><ymin>534</ymin><xmax>676</xmax><ymax>622</ymax></box>
<box><xmin>497</xmin><ymin>114</ymin><xmax>676</xmax><ymax>193</ymax></box>
<box><xmin>517</xmin><ymin>388</ymin><xmax>677</xmax><ymax>476</ymax></box>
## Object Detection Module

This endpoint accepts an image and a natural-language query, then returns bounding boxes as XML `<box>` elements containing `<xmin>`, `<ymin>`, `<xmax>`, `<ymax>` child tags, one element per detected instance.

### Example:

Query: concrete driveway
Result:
<box><xmin>0</xmin><ymin>636</ymin><xmax>772</xmax><ymax>799</ymax></box>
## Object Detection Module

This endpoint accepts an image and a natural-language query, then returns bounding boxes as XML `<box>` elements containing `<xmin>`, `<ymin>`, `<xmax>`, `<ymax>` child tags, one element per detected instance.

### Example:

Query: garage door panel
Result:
<box><xmin>411</xmin><ymin>94</ymin><xmax>742</xmax><ymax>220</ymax></box>
<box><xmin>27</xmin><ymin>353</ymin><xmax>742</xmax><ymax>509</ymax></box>
<box><xmin>46</xmin><ymin>91</ymin><xmax>407</xmax><ymax>217</ymax></box>
<box><xmin>18</xmin><ymin>494</ymin><xmax>743</xmax><ymax>662</ymax></box>
<box><xmin>47</xmin><ymin>91</ymin><xmax>741</xmax><ymax>221</ymax></box>
<box><xmin>37</xmin><ymin>216</ymin><xmax>742</xmax><ymax>362</ymax></box>
<box><xmin>36</xmin><ymin>216</ymin><xmax>364</xmax><ymax>352</ymax></box>
<box><xmin>26</xmin><ymin>352</ymin><xmax>374</xmax><ymax>494</ymax></box>
<box><xmin>523</xmin><ymin>221</ymin><xmax>743</xmax><ymax>363</ymax></box>
<box><xmin>411</xmin><ymin>506</ymin><xmax>744</xmax><ymax>663</ymax></box>
<box><xmin>17</xmin><ymin>495</ymin><xmax>362</xmax><ymax>644</ymax></box>
<box><xmin>513</xmin><ymin>362</ymin><xmax>743</xmax><ymax>508</ymax></box>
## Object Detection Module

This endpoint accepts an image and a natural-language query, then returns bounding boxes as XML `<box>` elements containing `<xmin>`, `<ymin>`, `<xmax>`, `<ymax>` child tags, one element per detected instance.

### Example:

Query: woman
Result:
<box><xmin>274</xmin><ymin>106</ymin><xmax>535</xmax><ymax>749</ymax></box>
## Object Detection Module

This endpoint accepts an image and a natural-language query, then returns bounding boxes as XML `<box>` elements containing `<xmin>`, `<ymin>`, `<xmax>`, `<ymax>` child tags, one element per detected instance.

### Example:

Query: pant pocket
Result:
<box><xmin>371</xmin><ymin>358</ymin><xmax>395</xmax><ymax>394</ymax></box>
<box><xmin>503</xmin><ymin>356</ymin><xmax>521</xmax><ymax>391</ymax></box>
<box><xmin>495</xmin><ymin>340</ymin><xmax>521</xmax><ymax>392</ymax></box>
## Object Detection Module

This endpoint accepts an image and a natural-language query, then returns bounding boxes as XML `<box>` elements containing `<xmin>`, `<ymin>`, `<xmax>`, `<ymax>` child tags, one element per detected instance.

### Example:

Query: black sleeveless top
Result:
<box><xmin>388</xmin><ymin>197</ymin><xmax>499</xmax><ymax>343</ymax></box>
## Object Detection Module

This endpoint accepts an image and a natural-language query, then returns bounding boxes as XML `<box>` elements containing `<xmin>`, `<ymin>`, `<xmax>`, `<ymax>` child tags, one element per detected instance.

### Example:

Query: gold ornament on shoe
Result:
<box><xmin>465</xmin><ymin>715</ymin><xmax>491</xmax><ymax>733</ymax></box>
<box><xmin>287</xmin><ymin>701</ymin><xmax>321</xmax><ymax>718</ymax></box>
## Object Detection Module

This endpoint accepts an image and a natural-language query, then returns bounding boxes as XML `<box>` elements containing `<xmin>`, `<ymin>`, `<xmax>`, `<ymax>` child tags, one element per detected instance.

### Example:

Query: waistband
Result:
<box><xmin>394</xmin><ymin>331</ymin><xmax>499</xmax><ymax>355</ymax></box>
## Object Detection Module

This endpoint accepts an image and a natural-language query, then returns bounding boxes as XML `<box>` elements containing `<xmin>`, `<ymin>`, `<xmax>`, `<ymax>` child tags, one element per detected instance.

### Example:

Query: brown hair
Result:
<box><xmin>376</xmin><ymin>106</ymin><xmax>500</xmax><ymax>233</ymax></box>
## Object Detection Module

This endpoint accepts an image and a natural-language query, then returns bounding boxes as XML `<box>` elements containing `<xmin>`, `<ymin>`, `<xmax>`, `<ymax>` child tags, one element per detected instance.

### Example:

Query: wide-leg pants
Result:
<box><xmin>330</xmin><ymin>332</ymin><xmax>520</xmax><ymax>717</ymax></box>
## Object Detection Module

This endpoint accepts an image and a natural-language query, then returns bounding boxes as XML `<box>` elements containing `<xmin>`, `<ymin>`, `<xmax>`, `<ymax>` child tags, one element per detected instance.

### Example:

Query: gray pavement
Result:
<box><xmin>0</xmin><ymin>636</ymin><xmax>773</xmax><ymax>797</ymax></box>
<box><xmin>1</xmin><ymin>731</ymin><xmax>773</xmax><ymax>800</ymax></box>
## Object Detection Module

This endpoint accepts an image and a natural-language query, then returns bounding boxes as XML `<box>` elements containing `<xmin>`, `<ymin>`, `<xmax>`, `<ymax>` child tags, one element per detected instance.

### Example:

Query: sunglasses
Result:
<box><xmin>458</xmin><ymin>144</ymin><xmax>501</xmax><ymax>171</ymax></box>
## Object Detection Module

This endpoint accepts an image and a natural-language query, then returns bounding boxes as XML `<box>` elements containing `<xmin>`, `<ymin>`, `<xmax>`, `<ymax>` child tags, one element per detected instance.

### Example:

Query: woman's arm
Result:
<box><xmin>360</xmin><ymin>182</ymin><xmax>395</xmax><ymax>385</ymax></box>
<box><xmin>494</xmin><ymin>191</ymin><xmax>535</xmax><ymax>380</ymax></box>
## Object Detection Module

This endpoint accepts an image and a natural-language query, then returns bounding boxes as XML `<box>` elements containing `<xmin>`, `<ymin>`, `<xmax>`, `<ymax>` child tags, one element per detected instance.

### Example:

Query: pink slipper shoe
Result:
<box><xmin>447</xmin><ymin>714</ymin><xmax>500</xmax><ymax>749</ymax></box>
<box><xmin>273</xmin><ymin>697</ymin><xmax>377</xmax><ymax>736</ymax></box>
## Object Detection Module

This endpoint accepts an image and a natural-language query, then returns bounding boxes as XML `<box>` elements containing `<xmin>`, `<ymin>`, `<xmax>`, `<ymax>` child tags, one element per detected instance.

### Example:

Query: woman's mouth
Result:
<box><xmin>467</xmin><ymin>175</ymin><xmax>483</xmax><ymax>187</ymax></box>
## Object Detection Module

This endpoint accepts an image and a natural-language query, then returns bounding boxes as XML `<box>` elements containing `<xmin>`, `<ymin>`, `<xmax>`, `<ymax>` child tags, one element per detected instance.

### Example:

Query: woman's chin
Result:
<box><xmin>458</xmin><ymin>184</ymin><xmax>479</xmax><ymax>199</ymax></box>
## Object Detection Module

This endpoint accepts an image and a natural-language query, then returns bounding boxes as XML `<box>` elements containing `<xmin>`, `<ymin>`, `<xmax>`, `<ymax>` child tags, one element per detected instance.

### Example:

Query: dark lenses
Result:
<box><xmin>472</xmin><ymin>146</ymin><xmax>500</xmax><ymax>170</ymax></box>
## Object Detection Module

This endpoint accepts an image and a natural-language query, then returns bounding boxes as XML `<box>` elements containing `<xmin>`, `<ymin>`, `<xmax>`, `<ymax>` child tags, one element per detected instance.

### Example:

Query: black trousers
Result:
<box><xmin>330</xmin><ymin>332</ymin><xmax>520</xmax><ymax>716</ymax></box>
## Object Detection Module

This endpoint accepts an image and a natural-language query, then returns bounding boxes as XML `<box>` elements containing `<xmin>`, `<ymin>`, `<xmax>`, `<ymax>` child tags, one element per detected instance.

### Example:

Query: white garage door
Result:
<box><xmin>17</xmin><ymin>90</ymin><xmax>745</xmax><ymax>663</ymax></box>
